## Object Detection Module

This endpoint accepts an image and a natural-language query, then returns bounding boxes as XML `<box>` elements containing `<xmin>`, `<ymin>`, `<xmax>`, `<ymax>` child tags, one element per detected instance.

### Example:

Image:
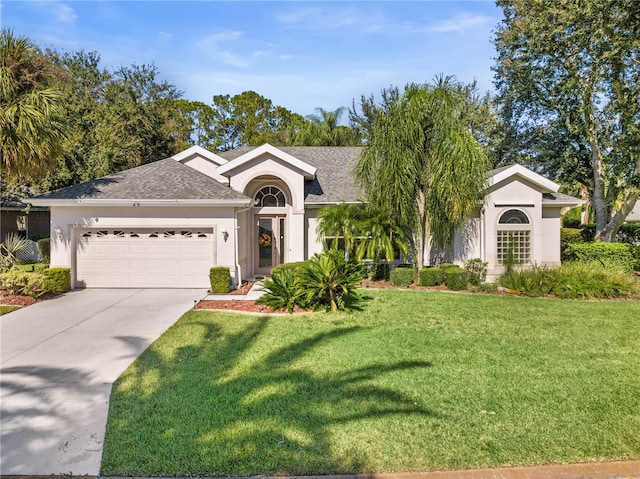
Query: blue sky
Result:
<box><xmin>2</xmin><ymin>1</ymin><xmax>501</xmax><ymax>117</ymax></box>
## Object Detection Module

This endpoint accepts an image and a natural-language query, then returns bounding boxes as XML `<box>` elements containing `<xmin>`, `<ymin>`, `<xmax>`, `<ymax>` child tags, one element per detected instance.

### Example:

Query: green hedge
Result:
<box><xmin>43</xmin><ymin>268</ymin><xmax>70</xmax><ymax>294</ymax></box>
<box><xmin>418</xmin><ymin>267</ymin><xmax>444</xmax><ymax>286</ymax></box>
<box><xmin>443</xmin><ymin>268</ymin><xmax>469</xmax><ymax>291</ymax></box>
<box><xmin>562</xmin><ymin>242</ymin><xmax>639</xmax><ymax>272</ymax></box>
<box><xmin>37</xmin><ymin>237</ymin><xmax>50</xmax><ymax>261</ymax></box>
<box><xmin>438</xmin><ymin>263</ymin><xmax>459</xmax><ymax>271</ymax></box>
<box><xmin>578</xmin><ymin>224</ymin><xmax>640</xmax><ymax>244</ymax></box>
<box><xmin>370</xmin><ymin>262</ymin><xmax>390</xmax><ymax>281</ymax></box>
<box><xmin>0</xmin><ymin>270</ymin><xmax>46</xmax><ymax>297</ymax></box>
<box><xmin>390</xmin><ymin>267</ymin><xmax>414</xmax><ymax>286</ymax></box>
<box><xmin>561</xmin><ymin>228</ymin><xmax>584</xmax><ymax>245</ymax></box>
<box><xmin>209</xmin><ymin>267</ymin><xmax>231</xmax><ymax>294</ymax></box>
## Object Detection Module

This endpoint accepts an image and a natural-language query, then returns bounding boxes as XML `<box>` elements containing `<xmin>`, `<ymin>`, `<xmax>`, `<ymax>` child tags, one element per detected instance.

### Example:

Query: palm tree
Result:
<box><xmin>316</xmin><ymin>202</ymin><xmax>367</xmax><ymax>259</ymax></box>
<box><xmin>355</xmin><ymin>207</ymin><xmax>410</xmax><ymax>263</ymax></box>
<box><xmin>354</xmin><ymin>76</ymin><xmax>490</xmax><ymax>268</ymax></box>
<box><xmin>0</xmin><ymin>29</ymin><xmax>67</xmax><ymax>183</ymax></box>
<box><xmin>296</xmin><ymin>107</ymin><xmax>359</xmax><ymax>146</ymax></box>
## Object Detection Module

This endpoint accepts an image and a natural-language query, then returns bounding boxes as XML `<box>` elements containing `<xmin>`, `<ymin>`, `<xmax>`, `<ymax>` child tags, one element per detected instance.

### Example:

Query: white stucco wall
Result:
<box><xmin>49</xmin><ymin>205</ymin><xmax>237</xmax><ymax>288</ymax></box>
<box><xmin>305</xmin><ymin>208</ymin><xmax>324</xmax><ymax>258</ymax></box>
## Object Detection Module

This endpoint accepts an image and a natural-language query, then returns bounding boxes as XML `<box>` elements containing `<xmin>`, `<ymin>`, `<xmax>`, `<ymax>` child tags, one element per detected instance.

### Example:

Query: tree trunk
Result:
<box><xmin>598</xmin><ymin>190</ymin><xmax>639</xmax><ymax>242</ymax></box>
<box><xmin>587</xmin><ymin>120</ymin><xmax>610</xmax><ymax>241</ymax></box>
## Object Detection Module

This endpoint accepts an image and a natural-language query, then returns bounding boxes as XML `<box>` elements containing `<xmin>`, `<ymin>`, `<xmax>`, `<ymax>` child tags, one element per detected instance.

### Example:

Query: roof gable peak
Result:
<box><xmin>489</xmin><ymin>164</ymin><xmax>559</xmax><ymax>193</ymax></box>
<box><xmin>171</xmin><ymin>145</ymin><xmax>228</xmax><ymax>166</ymax></box>
<box><xmin>218</xmin><ymin>143</ymin><xmax>317</xmax><ymax>179</ymax></box>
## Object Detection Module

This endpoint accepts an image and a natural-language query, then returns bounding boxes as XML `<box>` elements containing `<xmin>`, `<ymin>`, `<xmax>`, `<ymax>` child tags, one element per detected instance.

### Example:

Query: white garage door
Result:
<box><xmin>76</xmin><ymin>228</ymin><xmax>215</xmax><ymax>288</ymax></box>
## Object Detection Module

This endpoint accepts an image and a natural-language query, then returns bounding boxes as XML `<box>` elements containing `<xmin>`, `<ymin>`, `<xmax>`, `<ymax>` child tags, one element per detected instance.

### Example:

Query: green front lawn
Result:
<box><xmin>102</xmin><ymin>290</ymin><xmax>640</xmax><ymax>476</ymax></box>
<box><xmin>0</xmin><ymin>305</ymin><xmax>20</xmax><ymax>315</ymax></box>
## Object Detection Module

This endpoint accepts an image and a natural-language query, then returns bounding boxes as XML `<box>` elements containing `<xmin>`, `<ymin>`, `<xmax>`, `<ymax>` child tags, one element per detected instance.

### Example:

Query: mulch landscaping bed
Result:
<box><xmin>0</xmin><ymin>291</ymin><xmax>58</xmax><ymax>307</ymax></box>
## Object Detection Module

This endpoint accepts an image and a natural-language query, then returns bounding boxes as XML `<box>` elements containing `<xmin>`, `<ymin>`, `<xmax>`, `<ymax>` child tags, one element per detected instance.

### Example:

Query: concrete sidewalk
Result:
<box><xmin>203</xmin><ymin>280</ymin><xmax>264</xmax><ymax>301</ymax></box>
<box><xmin>0</xmin><ymin>288</ymin><xmax>206</xmax><ymax>476</ymax></box>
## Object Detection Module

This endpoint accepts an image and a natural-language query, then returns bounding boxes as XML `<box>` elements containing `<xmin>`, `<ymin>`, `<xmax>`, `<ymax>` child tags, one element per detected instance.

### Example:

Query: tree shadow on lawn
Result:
<box><xmin>102</xmin><ymin>315</ymin><xmax>434</xmax><ymax>476</ymax></box>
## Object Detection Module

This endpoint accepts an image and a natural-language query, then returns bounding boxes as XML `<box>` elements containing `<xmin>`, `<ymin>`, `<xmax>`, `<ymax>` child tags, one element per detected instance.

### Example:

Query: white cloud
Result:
<box><xmin>42</xmin><ymin>1</ymin><xmax>78</xmax><ymax>23</ymax></box>
<box><xmin>275</xmin><ymin>6</ymin><xmax>387</xmax><ymax>32</ymax></box>
<box><xmin>197</xmin><ymin>30</ymin><xmax>248</xmax><ymax>68</ymax></box>
<box><xmin>428</xmin><ymin>13</ymin><xmax>493</xmax><ymax>33</ymax></box>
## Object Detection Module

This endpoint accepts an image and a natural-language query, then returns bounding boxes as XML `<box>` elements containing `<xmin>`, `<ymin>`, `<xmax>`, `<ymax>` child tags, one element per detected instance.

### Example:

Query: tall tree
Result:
<box><xmin>0</xmin><ymin>29</ymin><xmax>67</xmax><ymax>183</ymax></box>
<box><xmin>208</xmin><ymin>91</ymin><xmax>306</xmax><ymax>150</ymax></box>
<box><xmin>354</xmin><ymin>77</ymin><xmax>489</xmax><ymax>267</ymax></box>
<box><xmin>493</xmin><ymin>0</ymin><xmax>640</xmax><ymax>241</ymax></box>
<box><xmin>38</xmin><ymin>52</ymin><xmax>183</xmax><ymax>191</ymax></box>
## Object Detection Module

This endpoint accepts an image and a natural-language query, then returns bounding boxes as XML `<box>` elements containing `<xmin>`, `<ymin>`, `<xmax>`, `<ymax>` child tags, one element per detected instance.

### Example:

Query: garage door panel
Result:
<box><xmin>76</xmin><ymin>228</ymin><xmax>215</xmax><ymax>288</ymax></box>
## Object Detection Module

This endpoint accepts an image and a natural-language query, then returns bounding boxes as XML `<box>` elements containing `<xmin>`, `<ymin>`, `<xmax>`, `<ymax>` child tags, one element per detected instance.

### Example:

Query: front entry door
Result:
<box><xmin>256</xmin><ymin>216</ymin><xmax>285</xmax><ymax>276</ymax></box>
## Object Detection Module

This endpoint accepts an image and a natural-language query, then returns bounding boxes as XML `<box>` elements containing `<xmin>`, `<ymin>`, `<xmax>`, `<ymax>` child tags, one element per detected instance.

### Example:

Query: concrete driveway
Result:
<box><xmin>0</xmin><ymin>288</ymin><xmax>206</xmax><ymax>476</ymax></box>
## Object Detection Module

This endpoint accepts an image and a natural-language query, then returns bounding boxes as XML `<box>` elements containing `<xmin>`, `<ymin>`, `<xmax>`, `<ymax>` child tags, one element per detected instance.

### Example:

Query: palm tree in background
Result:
<box><xmin>0</xmin><ymin>29</ymin><xmax>67</xmax><ymax>183</ymax></box>
<box><xmin>296</xmin><ymin>107</ymin><xmax>360</xmax><ymax>146</ymax></box>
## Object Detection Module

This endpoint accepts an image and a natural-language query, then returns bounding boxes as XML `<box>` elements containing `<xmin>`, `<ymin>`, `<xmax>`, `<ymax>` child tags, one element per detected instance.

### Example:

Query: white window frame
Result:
<box><xmin>496</xmin><ymin>209</ymin><xmax>532</xmax><ymax>265</ymax></box>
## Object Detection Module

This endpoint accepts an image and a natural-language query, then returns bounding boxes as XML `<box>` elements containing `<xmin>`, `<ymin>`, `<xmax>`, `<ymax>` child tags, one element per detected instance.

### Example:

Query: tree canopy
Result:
<box><xmin>0</xmin><ymin>29</ymin><xmax>67</xmax><ymax>183</ymax></box>
<box><xmin>354</xmin><ymin>77</ymin><xmax>490</xmax><ymax>267</ymax></box>
<box><xmin>493</xmin><ymin>0</ymin><xmax>640</xmax><ymax>241</ymax></box>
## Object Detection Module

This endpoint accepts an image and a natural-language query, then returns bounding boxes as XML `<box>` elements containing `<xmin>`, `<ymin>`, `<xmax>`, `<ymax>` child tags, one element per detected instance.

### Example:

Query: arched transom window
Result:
<box><xmin>498</xmin><ymin>209</ymin><xmax>530</xmax><ymax>224</ymax></box>
<box><xmin>255</xmin><ymin>186</ymin><xmax>286</xmax><ymax>207</ymax></box>
<box><xmin>497</xmin><ymin>209</ymin><xmax>531</xmax><ymax>264</ymax></box>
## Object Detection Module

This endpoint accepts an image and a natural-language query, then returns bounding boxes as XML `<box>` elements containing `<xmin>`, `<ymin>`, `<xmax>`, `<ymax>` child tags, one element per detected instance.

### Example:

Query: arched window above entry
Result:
<box><xmin>498</xmin><ymin>209</ymin><xmax>530</xmax><ymax>224</ymax></box>
<box><xmin>255</xmin><ymin>186</ymin><xmax>286</xmax><ymax>207</ymax></box>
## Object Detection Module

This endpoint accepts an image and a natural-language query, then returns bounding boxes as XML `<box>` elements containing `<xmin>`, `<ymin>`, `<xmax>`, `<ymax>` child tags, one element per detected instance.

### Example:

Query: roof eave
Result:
<box><xmin>489</xmin><ymin>164</ymin><xmax>559</xmax><ymax>193</ymax></box>
<box><xmin>542</xmin><ymin>200</ymin><xmax>585</xmax><ymax>208</ymax></box>
<box><xmin>218</xmin><ymin>143</ymin><xmax>317</xmax><ymax>179</ymax></box>
<box><xmin>28</xmin><ymin>198</ymin><xmax>252</xmax><ymax>207</ymax></box>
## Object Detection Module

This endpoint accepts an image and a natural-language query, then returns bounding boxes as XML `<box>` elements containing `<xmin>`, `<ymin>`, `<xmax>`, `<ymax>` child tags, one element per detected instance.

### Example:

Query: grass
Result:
<box><xmin>102</xmin><ymin>290</ymin><xmax>640</xmax><ymax>476</ymax></box>
<box><xmin>0</xmin><ymin>305</ymin><xmax>20</xmax><ymax>315</ymax></box>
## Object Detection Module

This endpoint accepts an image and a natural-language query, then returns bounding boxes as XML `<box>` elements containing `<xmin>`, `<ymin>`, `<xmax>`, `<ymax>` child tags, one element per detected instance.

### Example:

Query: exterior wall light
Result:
<box><xmin>221</xmin><ymin>228</ymin><xmax>229</xmax><ymax>242</ymax></box>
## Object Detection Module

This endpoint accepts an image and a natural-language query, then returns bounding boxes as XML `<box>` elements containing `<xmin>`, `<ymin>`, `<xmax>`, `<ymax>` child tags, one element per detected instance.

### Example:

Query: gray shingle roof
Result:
<box><xmin>542</xmin><ymin>192</ymin><xmax>584</xmax><ymax>205</ymax></box>
<box><xmin>218</xmin><ymin>146</ymin><xmax>363</xmax><ymax>204</ymax></box>
<box><xmin>32</xmin><ymin>158</ymin><xmax>251</xmax><ymax>202</ymax></box>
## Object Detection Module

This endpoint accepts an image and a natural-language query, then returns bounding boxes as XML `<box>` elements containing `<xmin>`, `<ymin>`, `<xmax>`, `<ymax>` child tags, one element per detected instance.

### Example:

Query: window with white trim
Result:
<box><xmin>497</xmin><ymin>209</ymin><xmax>531</xmax><ymax>264</ymax></box>
<box><xmin>255</xmin><ymin>186</ymin><xmax>286</xmax><ymax>207</ymax></box>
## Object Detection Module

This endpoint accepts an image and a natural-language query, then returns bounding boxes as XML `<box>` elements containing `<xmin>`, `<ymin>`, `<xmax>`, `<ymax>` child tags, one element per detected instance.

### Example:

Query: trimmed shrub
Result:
<box><xmin>616</xmin><ymin>224</ymin><xmax>640</xmax><ymax>245</ymax></box>
<box><xmin>418</xmin><ymin>267</ymin><xmax>444</xmax><ymax>286</ymax></box>
<box><xmin>561</xmin><ymin>228</ymin><xmax>584</xmax><ymax>245</ymax></box>
<box><xmin>209</xmin><ymin>267</ymin><xmax>231</xmax><ymax>294</ymax></box>
<box><xmin>438</xmin><ymin>263</ymin><xmax>459</xmax><ymax>271</ymax></box>
<box><xmin>464</xmin><ymin>258</ymin><xmax>488</xmax><ymax>286</ymax></box>
<box><xmin>443</xmin><ymin>268</ymin><xmax>469</xmax><ymax>291</ymax></box>
<box><xmin>390</xmin><ymin>267</ymin><xmax>414</xmax><ymax>286</ymax></box>
<box><xmin>0</xmin><ymin>270</ymin><xmax>46</xmax><ymax>297</ymax></box>
<box><xmin>562</xmin><ymin>242</ymin><xmax>638</xmax><ymax>271</ymax></box>
<box><xmin>34</xmin><ymin>263</ymin><xmax>48</xmax><ymax>272</ymax></box>
<box><xmin>578</xmin><ymin>224</ymin><xmax>640</xmax><ymax>244</ymax></box>
<box><xmin>370</xmin><ymin>262</ymin><xmax>390</xmax><ymax>281</ymax></box>
<box><xmin>43</xmin><ymin>268</ymin><xmax>70</xmax><ymax>294</ymax></box>
<box><xmin>37</xmin><ymin>237</ymin><xmax>50</xmax><ymax>261</ymax></box>
<box><xmin>562</xmin><ymin>207</ymin><xmax>582</xmax><ymax>228</ymax></box>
